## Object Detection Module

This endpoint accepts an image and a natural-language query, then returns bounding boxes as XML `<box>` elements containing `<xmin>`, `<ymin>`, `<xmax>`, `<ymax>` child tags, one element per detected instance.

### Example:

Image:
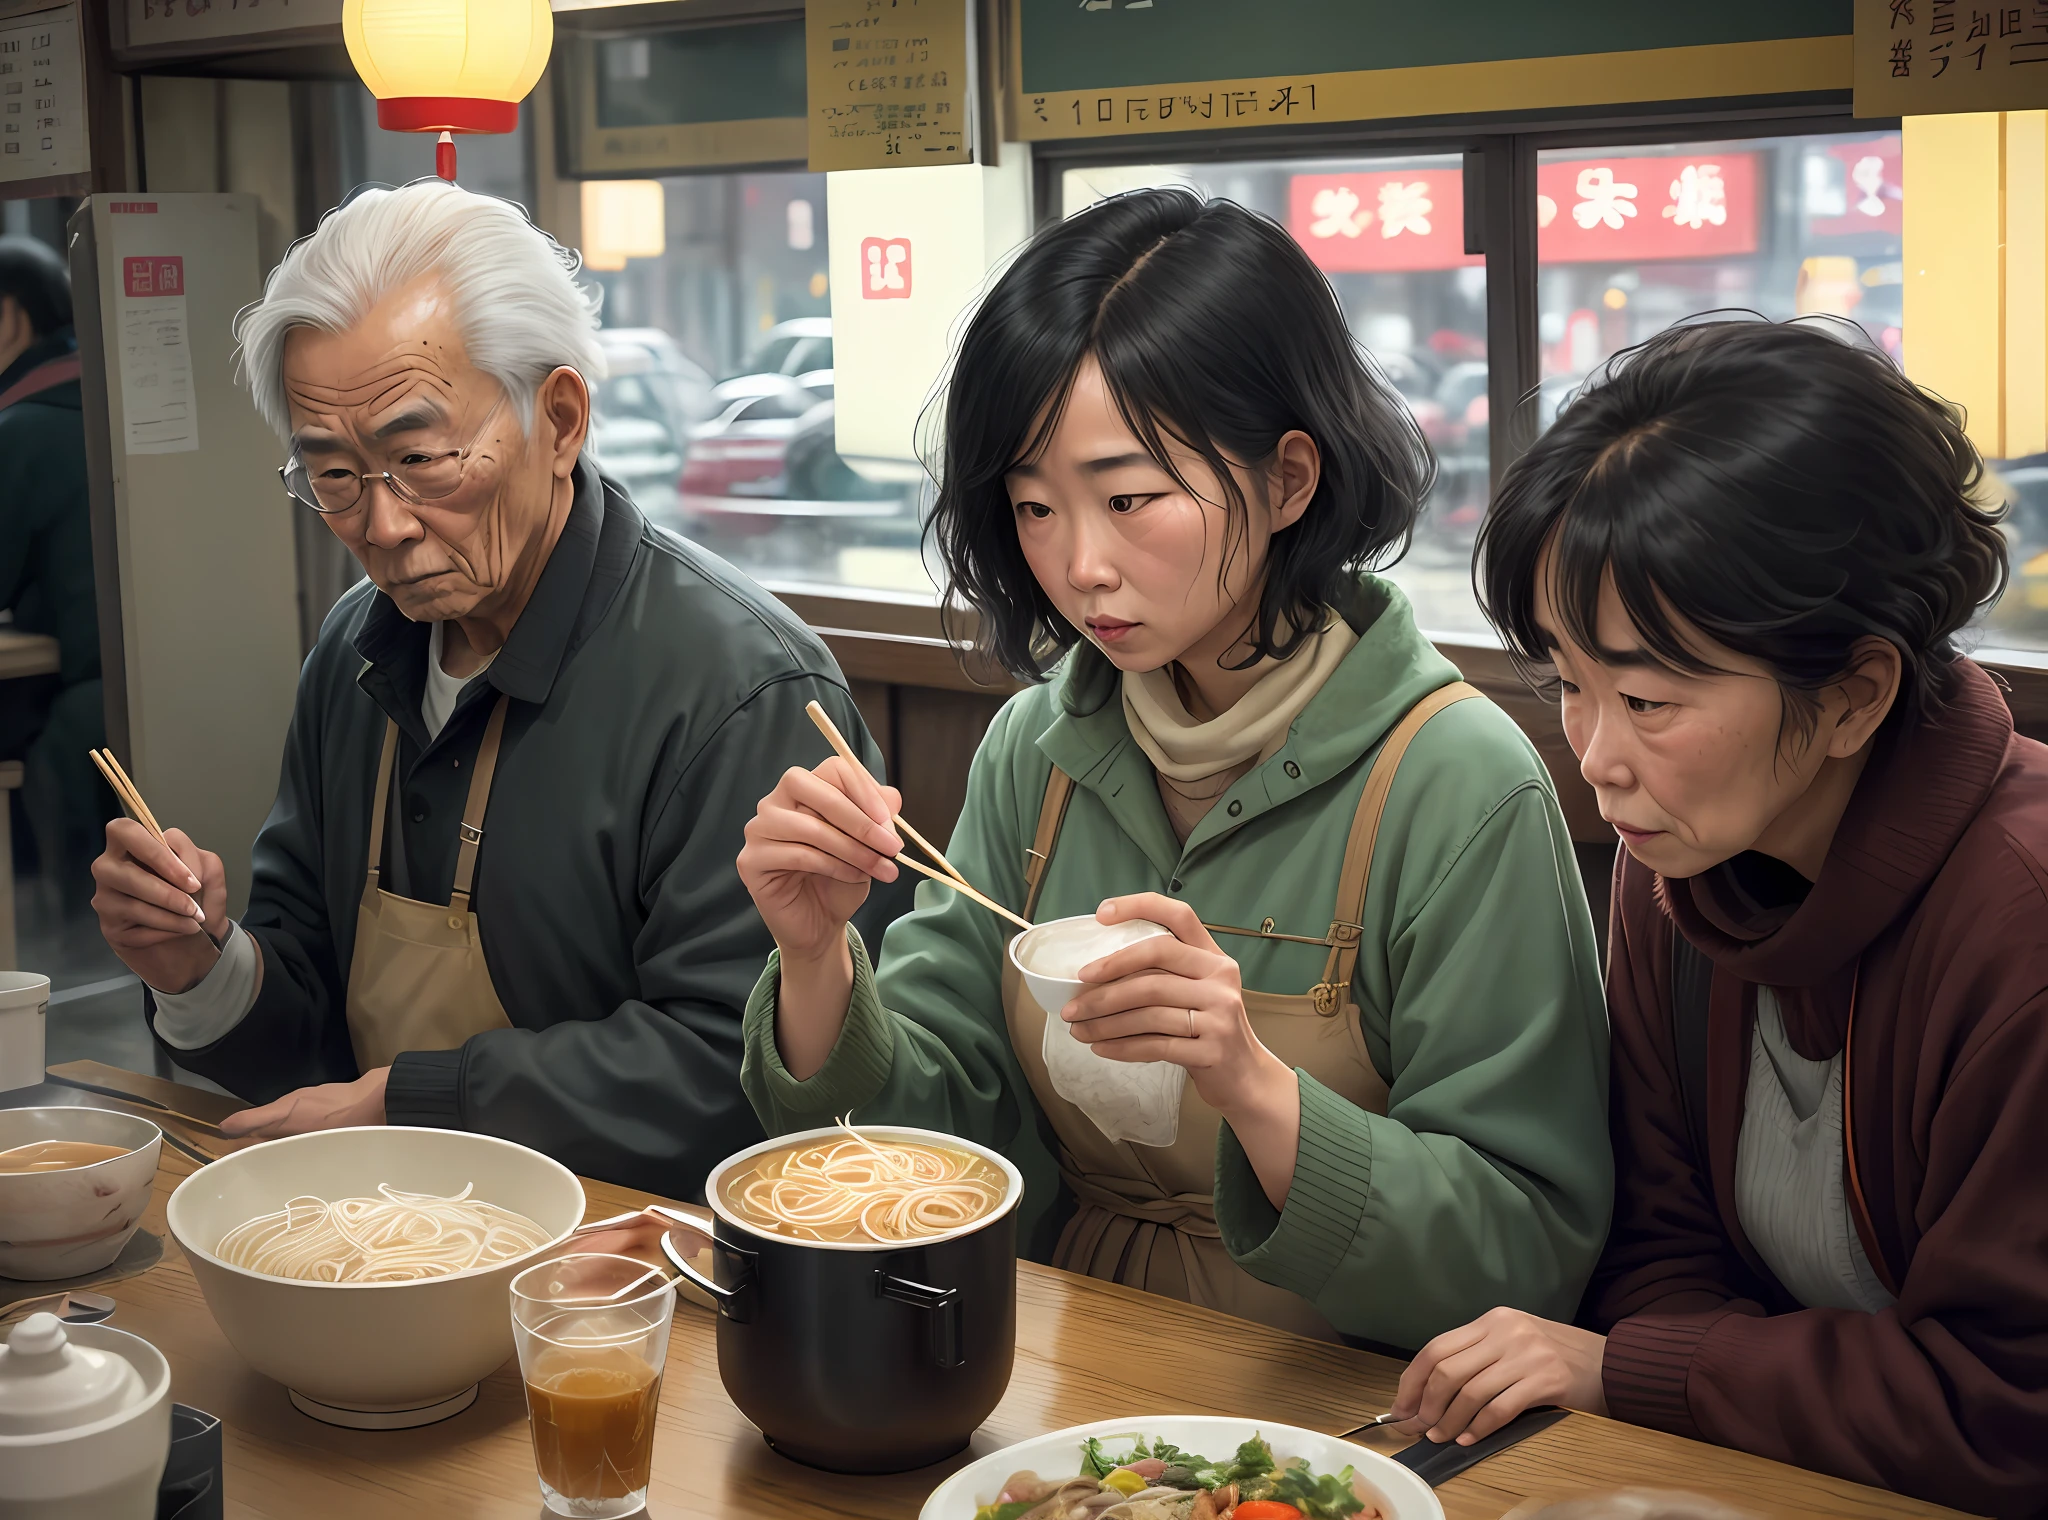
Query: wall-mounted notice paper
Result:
<box><xmin>119</xmin><ymin>255</ymin><xmax>200</xmax><ymax>455</ymax></box>
<box><xmin>124</xmin><ymin>0</ymin><xmax>342</xmax><ymax>49</ymax></box>
<box><xmin>0</xmin><ymin>3</ymin><xmax>89</xmax><ymax>185</ymax></box>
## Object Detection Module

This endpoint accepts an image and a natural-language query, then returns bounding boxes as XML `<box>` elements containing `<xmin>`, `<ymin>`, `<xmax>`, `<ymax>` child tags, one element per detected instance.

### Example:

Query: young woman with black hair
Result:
<box><xmin>733</xmin><ymin>188</ymin><xmax>1611</xmax><ymax>1345</ymax></box>
<box><xmin>1389</xmin><ymin>319</ymin><xmax>2048</xmax><ymax>1515</ymax></box>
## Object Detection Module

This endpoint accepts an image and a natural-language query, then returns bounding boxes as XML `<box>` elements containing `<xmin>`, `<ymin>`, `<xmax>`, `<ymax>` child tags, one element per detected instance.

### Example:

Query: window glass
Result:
<box><xmin>1536</xmin><ymin>132</ymin><xmax>1902</xmax><ymax>412</ymax></box>
<box><xmin>1534</xmin><ymin>130</ymin><xmax>2038</xmax><ymax>655</ymax></box>
<box><xmin>1062</xmin><ymin>158</ymin><xmax>1491</xmax><ymax>634</ymax></box>
<box><xmin>581</xmin><ymin>173</ymin><xmax>927</xmax><ymax>592</ymax></box>
<box><xmin>1984</xmin><ymin>456</ymin><xmax>2048</xmax><ymax>653</ymax></box>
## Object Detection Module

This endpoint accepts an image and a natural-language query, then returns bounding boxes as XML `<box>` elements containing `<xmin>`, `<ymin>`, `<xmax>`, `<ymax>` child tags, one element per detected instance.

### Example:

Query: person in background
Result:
<box><xmin>1389</xmin><ymin>320</ymin><xmax>2048</xmax><ymax>1516</ymax></box>
<box><xmin>736</xmin><ymin>188</ymin><xmax>1611</xmax><ymax>1348</ymax></box>
<box><xmin>87</xmin><ymin>181</ymin><xmax>886</xmax><ymax>1197</ymax></box>
<box><xmin>0</xmin><ymin>235</ymin><xmax>105</xmax><ymax>897</ymax></box>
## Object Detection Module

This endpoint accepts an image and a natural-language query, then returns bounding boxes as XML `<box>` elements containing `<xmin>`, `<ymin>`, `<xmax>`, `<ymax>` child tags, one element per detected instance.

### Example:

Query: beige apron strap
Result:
<box><xmin>449</xmin><ymin>695</ymin><xmax>511</xmax><ymax>913</ymax></box>
<box><xmin>365</xmin><ymin>720</ymin><xmax>400</xmax><ymax>890</ymax></box>
<box><xmin>1021</xmin><ymin>765</ymin><xmax>1077</xmax><ymax>924</ymax></box>
<box><xmin>1310</xmin><ymin>681</ymin><xmax>1484</xmax><ymax>1014</ymax></box>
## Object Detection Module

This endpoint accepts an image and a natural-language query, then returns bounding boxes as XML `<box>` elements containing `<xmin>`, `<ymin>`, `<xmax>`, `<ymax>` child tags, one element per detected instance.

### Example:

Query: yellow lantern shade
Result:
<box><xmin>343</xmin><ymin>0</ymin><xmax>553</xmax><ymax>135</ymax></box>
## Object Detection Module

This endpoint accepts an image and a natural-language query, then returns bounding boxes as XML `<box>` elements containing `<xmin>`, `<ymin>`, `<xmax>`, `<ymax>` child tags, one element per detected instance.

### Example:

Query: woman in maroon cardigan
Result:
<box><xmin>1390</xmin><ymin>318</ymin><xmax>2047</xmax><ymax>1514</ymax></box>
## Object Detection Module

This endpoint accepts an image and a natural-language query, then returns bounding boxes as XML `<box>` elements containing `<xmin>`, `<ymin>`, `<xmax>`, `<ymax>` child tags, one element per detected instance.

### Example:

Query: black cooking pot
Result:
<box><xmin>665</xmin><ymin>1125</ymin><xmax>1021</xmax><ymax>1474</ymax></box>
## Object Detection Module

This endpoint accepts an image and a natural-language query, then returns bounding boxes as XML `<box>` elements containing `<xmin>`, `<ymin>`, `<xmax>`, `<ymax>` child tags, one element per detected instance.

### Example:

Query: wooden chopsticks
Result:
<box><xmin>803</xmin><ymin>701</ymin><xmax>1033</xmax><ymax>933</ymax></box>
<box><xmin>89</xmin><ymin>747</ymin><xmax>165</xmax><ymax>844</ymax></box>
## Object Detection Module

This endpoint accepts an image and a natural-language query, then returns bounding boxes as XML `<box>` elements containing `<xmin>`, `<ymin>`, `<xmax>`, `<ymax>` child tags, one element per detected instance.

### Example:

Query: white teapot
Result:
<box><xmin>0</xmin><ymin>1312</ymin><xmax>172</xmax><ymax>1519</ymax></box>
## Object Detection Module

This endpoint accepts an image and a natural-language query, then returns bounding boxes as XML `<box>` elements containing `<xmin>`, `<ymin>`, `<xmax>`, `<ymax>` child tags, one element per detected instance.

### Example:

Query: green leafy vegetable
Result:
<box><xmin>1081</xmin><ymin>1434</ymin><xmax>1144</xmax><ymax>1479</ymax></box>
<box><xmin>1225</xmin><ymin>1438</ymin><xmax>1276</xmax><ymax>1485</ymax></box>
<box><xmin>1271</xmin><ymin>1462</ymin><xmax>1366</xmax><ymax>1520</ymax></box>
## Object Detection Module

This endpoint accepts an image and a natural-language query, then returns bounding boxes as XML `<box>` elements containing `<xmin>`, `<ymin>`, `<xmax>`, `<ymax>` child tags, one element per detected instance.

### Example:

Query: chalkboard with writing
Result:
<box><xmin>560</xmin><ymin>19</ymin><xmax>809</xmax><ymax>176</ymax></box>
<box><xmin>1020</xmin><ymin>0</ymin><xmax>1853</xmax><ymax>94</ymax></box>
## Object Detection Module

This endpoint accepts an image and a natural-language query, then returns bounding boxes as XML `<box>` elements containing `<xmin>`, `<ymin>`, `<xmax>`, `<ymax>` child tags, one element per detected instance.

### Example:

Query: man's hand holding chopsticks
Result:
<box><xmin>90</xmin><ymin>818</ymin><xmax>228</xmax><ymax>994</ymax></box>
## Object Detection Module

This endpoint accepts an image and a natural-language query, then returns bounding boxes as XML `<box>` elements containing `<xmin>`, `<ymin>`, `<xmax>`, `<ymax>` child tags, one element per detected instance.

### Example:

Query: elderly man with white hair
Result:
<box><xmin>87</xmin><ymin>181</ymin><xmax>887</xmax><ymax>1195</ymax></box>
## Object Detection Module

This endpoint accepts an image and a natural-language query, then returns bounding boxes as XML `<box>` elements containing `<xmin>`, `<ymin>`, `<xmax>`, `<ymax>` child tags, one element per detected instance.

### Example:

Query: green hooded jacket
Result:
<box><xmin>741</xmin><ymin>577</ymin><xmax>1611</xmax><ymax>1350</ymax></box>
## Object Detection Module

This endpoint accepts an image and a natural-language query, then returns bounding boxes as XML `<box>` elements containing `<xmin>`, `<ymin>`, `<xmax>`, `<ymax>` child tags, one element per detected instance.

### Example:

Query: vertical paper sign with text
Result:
<box><xmin>806</xmin><ymin>0</ymin><xmax>971</xmax><ymax>172</ymax></box>
<box><xmin>0</xmin><ymin>3</ymin><xmax>89</xmax><ymax>185</ymax></box>
<box><xmin>119</xmin><ymin>251</ymin><xmax>201</xmax><ymax>455</ymax></box>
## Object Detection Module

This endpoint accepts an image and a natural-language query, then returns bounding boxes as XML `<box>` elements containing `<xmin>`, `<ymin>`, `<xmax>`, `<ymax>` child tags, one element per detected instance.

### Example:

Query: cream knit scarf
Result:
<box><xmin>1121</xmin><ymin>613</ymin><xmax>1357</xmax><ymax>838</ymax></box>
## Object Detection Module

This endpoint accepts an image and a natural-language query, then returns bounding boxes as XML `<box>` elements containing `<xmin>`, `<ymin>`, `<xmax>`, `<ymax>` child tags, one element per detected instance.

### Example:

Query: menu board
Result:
<box><xmin>558</xmin><ymin>20</ymin><xmax>809</xmax><ymax>176</ymax></box>
<box><xmin>0</xmin><ymin>3</ymin><xmax>87</xmax><ymax>186</ymax></box>
<box><xmin>806</xmin><ymin>0</ymin><xmax>971</xmax><ymax>172</ymax></box>
<box><xmin>123</xmin><ymin>0</ymin><xmax>341</xmax><ymax>50</ymax></box>
<box><xmin>1853</xmin><ymin>0</ymin><xmax>2048</xmax><ymax>112</ymax></box>
<box><xmin>1009</xmin><ymin>0</ymin><xmax>1853</xmax><ymax>141</ymax></box>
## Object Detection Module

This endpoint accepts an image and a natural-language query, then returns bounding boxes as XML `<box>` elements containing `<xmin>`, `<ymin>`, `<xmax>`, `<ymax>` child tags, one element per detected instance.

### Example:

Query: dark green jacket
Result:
<box><xmin>150</xmin><ymin>463</ymin><xmax>885</xmax><ymax>1197</ymax></box>
<box><xmin>743</xmin><ymin>577</ymin><xmax>1611</xmax><ymax>1349</ymax></box>
<box><xmin>0</xmin><ymin>329</ymin><xmax>98</xmax><ymax>688</ymax></box>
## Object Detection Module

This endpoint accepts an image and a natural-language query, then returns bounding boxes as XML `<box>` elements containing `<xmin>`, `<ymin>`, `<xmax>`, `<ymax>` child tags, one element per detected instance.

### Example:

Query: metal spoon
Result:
<box><xmin>1</xmin><ymin>1290</ymin><xmax>116</xmax><ymax>1328</ymax></box>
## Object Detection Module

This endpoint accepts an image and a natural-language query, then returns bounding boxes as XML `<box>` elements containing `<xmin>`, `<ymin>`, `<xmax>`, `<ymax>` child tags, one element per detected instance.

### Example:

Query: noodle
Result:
<box><xmin>214</xmin><ymin>1183</ymin><xmax>551</xmax><ymax>1283</ymax></box>
<box><xmin>722</xmin><ymin>1120</ymin><xmax>1005</xmax><ymax>1244</ymax></box>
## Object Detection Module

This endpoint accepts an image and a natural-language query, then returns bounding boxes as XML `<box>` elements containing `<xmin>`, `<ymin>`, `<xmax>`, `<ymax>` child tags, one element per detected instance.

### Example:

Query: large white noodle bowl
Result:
<box><xmin>167</xmin><ymin>1127</ymin><xmax>584</xmax><ymax>1428</ymax></box>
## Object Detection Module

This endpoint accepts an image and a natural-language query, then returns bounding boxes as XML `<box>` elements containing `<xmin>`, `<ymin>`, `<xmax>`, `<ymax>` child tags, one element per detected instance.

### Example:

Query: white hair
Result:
<box><xmin>235</xmin><ymin>179</ymin><xmax>606</xmax><ymax>440</ymax></box>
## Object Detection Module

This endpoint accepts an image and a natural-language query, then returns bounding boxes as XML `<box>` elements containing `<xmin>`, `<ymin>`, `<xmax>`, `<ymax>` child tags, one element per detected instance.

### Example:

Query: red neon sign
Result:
<box><xmin>1288</xmin><ymin>152</ymin><xmax>1759</xmax><ymax>274</ymax></box>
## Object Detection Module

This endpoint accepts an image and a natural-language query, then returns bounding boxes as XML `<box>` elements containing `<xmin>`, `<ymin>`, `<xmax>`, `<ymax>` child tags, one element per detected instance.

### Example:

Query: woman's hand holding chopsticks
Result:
<box><xmin>738</xmin><ymin>753</ymin><xmax>906</xmax><ymax>1080</ymax></box>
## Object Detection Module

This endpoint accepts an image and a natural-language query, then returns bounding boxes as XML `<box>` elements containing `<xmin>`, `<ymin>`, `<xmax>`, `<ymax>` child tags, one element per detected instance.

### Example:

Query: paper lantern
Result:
<box><xmin>580</xmin><ymin>181</ymin><xmax>666</xmax><ymax>272</ymax></box>
<box><xmin>344</xmin><ymin>0</ymin><xmax>553</xmax><ymax>140</ymax></box>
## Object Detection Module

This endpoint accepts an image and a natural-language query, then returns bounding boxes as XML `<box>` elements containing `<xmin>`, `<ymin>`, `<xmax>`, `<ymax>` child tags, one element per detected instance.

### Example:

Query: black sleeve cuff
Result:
<box><xmin>384</xmin><ymin>1047</ymin><xmax>466</xmax><ymax>1129</ymax></box>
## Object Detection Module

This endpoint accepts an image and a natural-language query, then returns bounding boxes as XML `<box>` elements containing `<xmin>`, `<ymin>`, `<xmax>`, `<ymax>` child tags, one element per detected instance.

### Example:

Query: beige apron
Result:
<box><xmin>345</xmin><ymin>694</ymin><xmax>516</xmax><ymax>1072</ymax></box>
<box><xmin>1001</xmin><ymin>682</ymin><xmax>1480</xmax><ymax>1338</ymax></box>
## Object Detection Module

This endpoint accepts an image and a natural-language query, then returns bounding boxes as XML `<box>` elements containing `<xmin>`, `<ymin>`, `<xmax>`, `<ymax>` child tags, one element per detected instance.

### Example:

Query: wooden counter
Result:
<box><xmin>62</xmin><ymin>1138</ymin><xmax>1968</xmax><ymax>1520</ymax></box>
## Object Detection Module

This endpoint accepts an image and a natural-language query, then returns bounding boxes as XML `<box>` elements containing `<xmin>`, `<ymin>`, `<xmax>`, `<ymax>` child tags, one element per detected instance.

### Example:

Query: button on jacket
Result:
<box><xmin>149</xmin><ymin>463</ymin><xmax>886</xmax><ymax>1197</ymax></box>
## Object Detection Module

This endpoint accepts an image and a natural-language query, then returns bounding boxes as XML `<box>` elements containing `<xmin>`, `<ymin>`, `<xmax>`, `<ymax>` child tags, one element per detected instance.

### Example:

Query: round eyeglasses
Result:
<box><xmin>280</xmin><ymin>396</ymin><xmax>506</xmax><ymax>515</ymax></box>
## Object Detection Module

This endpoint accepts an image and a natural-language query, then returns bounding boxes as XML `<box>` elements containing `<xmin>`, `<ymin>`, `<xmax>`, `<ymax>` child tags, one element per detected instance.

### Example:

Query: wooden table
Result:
<box><xmin>6</xmin><ymin>1075</ymin><xmax>1967</xmax><ymax>1520</ymax></box>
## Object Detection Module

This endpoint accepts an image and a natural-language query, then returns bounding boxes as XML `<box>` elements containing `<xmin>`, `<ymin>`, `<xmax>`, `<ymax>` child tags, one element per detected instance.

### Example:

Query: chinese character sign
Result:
<box><xmin>860</xmin><ymin>237</ymin><xmax>912</xmax><ymax>298</ymax></box>
<box><xmin>1535</xmin><ymin>154</ymin><xmax>1760</xmax><ymax>262</ymax></box>
<box><xmin>1854</xmin><ymin>0</ymin><xmax>2048</xmax><ymax>113</ymax></box>
<box><xmin>1289</xmin><ymin>155</ymin><xmax>1758</xmax><ymax>274</ymax></box>
<box><xmin>1287</xmin><ymin>171</ymin><xmax>1480</xmax><ymax>273</ymax></box>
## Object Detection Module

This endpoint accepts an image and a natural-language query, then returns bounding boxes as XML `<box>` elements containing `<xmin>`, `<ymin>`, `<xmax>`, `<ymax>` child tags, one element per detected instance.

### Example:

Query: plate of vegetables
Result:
<box><xmin>920</xmin><ymin>1419</ymin><xmax>1441</xmax><ymax>1520</ymax></box>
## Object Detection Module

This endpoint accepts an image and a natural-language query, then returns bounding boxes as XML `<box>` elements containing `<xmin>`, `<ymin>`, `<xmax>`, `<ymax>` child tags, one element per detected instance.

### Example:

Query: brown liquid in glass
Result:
<box><xmin>523</xmin><ymin>1344</ymin><xmax>662</xmax><ymax>1500</ymax></box>
<box><xmin>0</xmin><ymin>1140</ymin><xmax>131</xmax><ymax>1173</ymax></box>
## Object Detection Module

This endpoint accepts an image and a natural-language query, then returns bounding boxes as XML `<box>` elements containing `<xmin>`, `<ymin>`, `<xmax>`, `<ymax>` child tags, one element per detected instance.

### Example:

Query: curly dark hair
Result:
<box><xmin>1476</xmin><ymin>316</ymin><xmax>2008</xmax><ymax>737</ymax></box>
<box><xmin>923</xmin><ymin>187</ymin><xmax>1433</xmax><ymax>682</ymax></box>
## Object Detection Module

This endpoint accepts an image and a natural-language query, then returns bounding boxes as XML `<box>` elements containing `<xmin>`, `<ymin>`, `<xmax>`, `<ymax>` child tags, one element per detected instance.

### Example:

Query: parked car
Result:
<box><xmin>589</xmin><ymin>328</ymin><xmax>717</xmax><ymax>524</ymax></box>
<box><xmin>590</xmin><ymin>413</ymin><xmax>684</xmax><ymax>522</ymax></box>
<box><xmin>679</xmin><ymin>376</ymin><xmax>819</xmax><ymax>512</ymax></box>
<box><xmin>731</xmin><ymin>317</ymin><xmax>833</xmax><ymax>381</ymax></box>
<box><xmin>596</xmin><ymin>327</ymin><xmax>716</xmax><ymax>437</ymax></box>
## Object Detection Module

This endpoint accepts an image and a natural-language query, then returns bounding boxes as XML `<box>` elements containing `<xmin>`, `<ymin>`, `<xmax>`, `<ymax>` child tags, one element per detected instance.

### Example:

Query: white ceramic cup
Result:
<box><xmin>0</xmin><ymin>973</ymin><xmax>50</xmax><ymax>1094</ymax></box>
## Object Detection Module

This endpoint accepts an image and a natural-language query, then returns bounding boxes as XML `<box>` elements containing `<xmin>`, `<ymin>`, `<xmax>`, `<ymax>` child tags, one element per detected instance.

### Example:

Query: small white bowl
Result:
<box><xmin>921</xmin><ymin>1416</ymin><xmax>1442</xmax><ymax>1520</ymax></box>
<box><xmin>167</xmin><ymin>1126</ymin><xmax>584</xmax><ymax>1428</ymax></box>
<box><xmin>0</xmin><ymin>1108</ymin><xmax>164</xmax><ymax>1281</ymax></box>
<box><xmin>1007</xmin><ymin>914</ymin><xmax>1172</xmax><ymax>1016</ymax></box>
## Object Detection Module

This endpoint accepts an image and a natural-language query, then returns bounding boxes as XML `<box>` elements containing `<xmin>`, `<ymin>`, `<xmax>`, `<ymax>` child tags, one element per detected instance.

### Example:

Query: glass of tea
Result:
<box><xmin>510</xmin><ymin>1253</ymin><xmax>675</xmax><ymax>1519</ymax></box>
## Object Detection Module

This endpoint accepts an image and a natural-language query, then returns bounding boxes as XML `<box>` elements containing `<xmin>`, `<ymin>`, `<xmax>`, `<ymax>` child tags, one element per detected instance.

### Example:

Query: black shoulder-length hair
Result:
<box><xmin>925</xmin><ymin>187</ymin><xmax>1433</xmax><ymax>683</ymax></box>
<box><xmin>1475</xmin><ymin>316</ymin><xmax>2008</xmax><ymax>735</ymax></box>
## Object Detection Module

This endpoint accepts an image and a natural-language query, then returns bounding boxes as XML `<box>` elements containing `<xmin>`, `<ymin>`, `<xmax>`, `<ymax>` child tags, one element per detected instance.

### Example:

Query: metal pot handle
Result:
<box><xmin>875</xmin><ymin>1271</ymin><xmax>963</xmax><ymax>1369</ymax></box>
<box><xmin>658</xmin><ymin>1218</ymin><xmax>757</xmax><ymax>1324</ymax></box>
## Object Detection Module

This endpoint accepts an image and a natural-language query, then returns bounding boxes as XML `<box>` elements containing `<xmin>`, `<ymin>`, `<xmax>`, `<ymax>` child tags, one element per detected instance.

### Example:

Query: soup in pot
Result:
<box><xmin>720</xmin><ymin>1128</ymin><xmax>1007</xmax><ymax>1245</ymax></box>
